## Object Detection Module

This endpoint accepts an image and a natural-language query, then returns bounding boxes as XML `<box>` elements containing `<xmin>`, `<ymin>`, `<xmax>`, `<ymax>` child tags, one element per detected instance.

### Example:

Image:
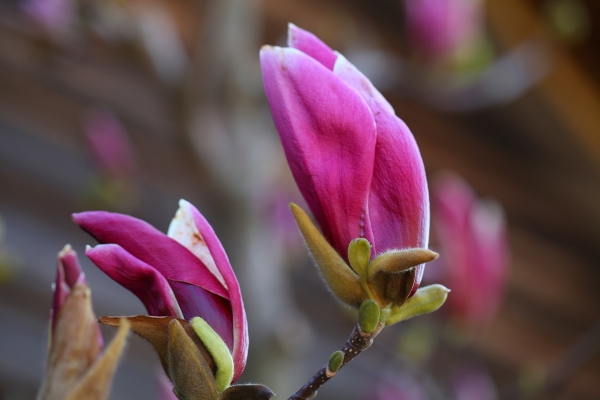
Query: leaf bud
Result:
<box><xmin>359</xmin><ymin>299</ymin><xmax>381</xmax><ymax>333</ymax></box>
<box><xmin>327</xmin><ymin>350</ymin><xmax>344</xmax><ymax>373</ymax></box>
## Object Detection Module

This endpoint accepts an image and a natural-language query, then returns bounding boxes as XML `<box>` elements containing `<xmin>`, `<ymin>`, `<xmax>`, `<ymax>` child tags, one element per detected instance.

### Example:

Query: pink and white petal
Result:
<box><xmin>287</xmin><ymin>23</ymin><xmax>337</xmax><ymax>71</ymax></box>
<box><xmin>185</xmin><ymin>200</ymin><xmax>248</xmax><ymax>382</ymax></box>
<box><xmin>332</xmin><ymin>54</ymin><xmax>395</xmax><ymax>115</ymax></box>
<box><xmin>260</xmin><ymin>46</ymin><xmax>377</xmax><ymax>258</ymax></box>
<box><xmin>167</xmin><ymin>200</ymin><xmax>225</xmax><ymax>287</ymax></box>
<box><xmin>86</xmin><ymin>244</ymin><xmax>184</xmax><ymax>318</ymax></box>
<box><xmin>73</xmin><ymin>211</ymin><xmax>228</xmax><ymax>299</ymax></box>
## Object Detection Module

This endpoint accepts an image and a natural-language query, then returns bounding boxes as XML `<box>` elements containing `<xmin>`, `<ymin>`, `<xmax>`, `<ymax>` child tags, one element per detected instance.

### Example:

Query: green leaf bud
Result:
<box><xmin>386</xmin><ymin>284</ymin><xmax>450</xmax><ymax>326</ymax></box>
<box><xmin>359</xmin><ymin>299</ymin><xmax>381</xmax><ymax>333</ymax></box>
<box><xmin>348</xmin><ymin>238</ymin><xmax>371</xmax><ymax>279</ymax></box>
<box><xmin>327</xmin><ymin>350</ymin><xmax>344</xmax><ymax>373</ymax></box>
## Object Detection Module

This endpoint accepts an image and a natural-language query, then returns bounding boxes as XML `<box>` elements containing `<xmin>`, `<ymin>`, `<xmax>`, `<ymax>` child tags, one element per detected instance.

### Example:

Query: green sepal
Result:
<box><xmin>191</xmin><ymin>317</ymin><xmax>234</xmax><ymax>394</ymax></box>
<box><xmin>327</xmin><ymin>351</ymin><xmax>344</xmax><ymax>373</ymax></box>
<box><xmin>99</xmin><ymin>315</ymin><xmax>215</xmax><ymax>380</ymax></box>
<box><xmin>348</xmin><ymin>238</ymin><xmax>371</xmax><ymax>279</ymax></box>
<box><xmin>368</xmin><ymin>249</ymin><xmax>438</xmax><ymax>277</ymax></box>
<box><xmin>367</xmin><ymin>249</ymin><xmax>437</xmax><ymax>307</ymax></box>
<box><xmin>359</xmin><ymin>299</ymin><xmax>380</xmax><ymax>333</ymax></box>
<box><xmin>386</xmin><ymin>284</ymin><xmax>450</xmax><ymax>326</ymax></box>
<box><xmin>290</xmin><ymin>203</ymin><xmax>366</xmax><ymax>308</ymax></box>
<box><xmin>219</xmin><ymin>384</ymin><xmax>275</xmax><ymax>400</ymax></box>
<box><xmin>168</xmin><ymin>319</ymin><xmax>218</xmax><ymax>400</ymax></box>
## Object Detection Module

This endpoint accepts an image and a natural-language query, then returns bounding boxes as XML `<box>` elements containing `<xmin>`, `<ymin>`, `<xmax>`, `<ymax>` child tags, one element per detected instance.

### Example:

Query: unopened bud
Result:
<box><xmin>359</xmin><ymin>299</ymin><xmax>380</xmax><ymax>333</ymax></box>
<box><xmin>348</xmin><ymin>238</ymin><xmax>371</xmax><ymax>279</ymax></box>
<box><xmin>328</xmin><ymin>350</ymin><xmax>344</xmax><ymax>373</ymax></box>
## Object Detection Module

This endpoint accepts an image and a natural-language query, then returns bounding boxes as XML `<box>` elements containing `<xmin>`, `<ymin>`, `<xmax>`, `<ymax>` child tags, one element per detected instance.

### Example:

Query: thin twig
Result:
<box><xmin>288</xmin><ymin>323</ymin><xmax>383</xmax><ymax>400</ymax></box>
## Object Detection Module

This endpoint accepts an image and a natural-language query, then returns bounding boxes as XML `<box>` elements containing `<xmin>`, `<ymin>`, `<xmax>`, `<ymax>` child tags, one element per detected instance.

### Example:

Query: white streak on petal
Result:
<box><xmin>168</xmin><ymin>199</ymin><xmax>226</xmax><ymax>288</ymax></box>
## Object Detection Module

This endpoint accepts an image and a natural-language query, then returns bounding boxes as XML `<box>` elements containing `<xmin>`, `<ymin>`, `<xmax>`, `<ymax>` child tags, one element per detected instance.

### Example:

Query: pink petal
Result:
<box><xmin>333</xmin><ymin>55</ymin><xmax>430</xmax><ymax>292</ymax></box>
<box><xmin>260</xmin><ymin>46</ymin><xmax>377</xmax><ymax>258</ymax></box>
<box><xmin>368</xmin><ymin>111</ymin><xmax>430</xmax><ymax>259</ymax></box>
<box><xmin>72</xmin><ymin>211</ymin><xmax>228</xmax><ymax>299</ymax></box>
<box><xmin>169</xmin><ymin>280</ymin><xmax>234</xmax><ymax>350</ymax></box>
<box><xmin>287</xmin><ymin>23</ymin><xmax>337</xmax><ymax>71</ymax></box>
<box><xmin>185</xmin><ymin>200</ymin><xmax>248</xmax><ymax>382</ymax></box>
<box><xmin>86</xmin><ymin>244</ymin><xmax>184</xmax><ymax>318</ymax></box>
<box><xmin>332</xmin><ymin>54</ymin><xmax>395</xmax><ymax>116</ymax></box>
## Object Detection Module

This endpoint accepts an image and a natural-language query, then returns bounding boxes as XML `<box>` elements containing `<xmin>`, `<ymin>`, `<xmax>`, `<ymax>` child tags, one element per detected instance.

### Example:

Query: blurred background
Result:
<box><xmin>0</xmin><ymin>0</ymin><xmax>599</xmax><ymax>399</ymax></box>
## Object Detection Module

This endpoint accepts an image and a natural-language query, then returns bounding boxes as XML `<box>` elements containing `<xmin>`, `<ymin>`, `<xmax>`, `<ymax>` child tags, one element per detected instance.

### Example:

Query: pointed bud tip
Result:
<box><xmin>58</xmin><ymin>244</ymin><xmax>73</xmax><ymax>257</ymax></box>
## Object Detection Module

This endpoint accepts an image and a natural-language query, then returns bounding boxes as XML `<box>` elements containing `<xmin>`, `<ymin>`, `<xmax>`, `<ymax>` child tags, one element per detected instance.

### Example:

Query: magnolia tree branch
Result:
<box><xmin>288</xmin><ymin>323</ymin><xmax>383</xmax><ymax>400</ymax></box>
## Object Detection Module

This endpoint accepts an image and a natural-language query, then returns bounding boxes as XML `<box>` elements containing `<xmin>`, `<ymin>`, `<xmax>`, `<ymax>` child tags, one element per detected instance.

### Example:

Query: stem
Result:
<box><xmin>287</xmin><ymin>322</ymin><xmax>383</xmax><ymax>400</ymax></box>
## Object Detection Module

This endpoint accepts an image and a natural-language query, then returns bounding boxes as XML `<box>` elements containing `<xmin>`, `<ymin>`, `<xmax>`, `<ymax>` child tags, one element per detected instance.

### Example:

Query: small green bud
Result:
<box><xmin>191</xmin><ymin>317</ymin><xmax>234</xmax><ymax>394</ymax></box>
<box><xmin>386</xmin><ymin>284</ymin><xmax>450</xmax><ymax>326</ymax></box>
<box><xmin>348</xmin><ymin>238</ymin><xmax>371</xmax><ymax>278</ymax></box>
<box><xmin>359</xmin><ymin>299</ymin><xmax>381</xmax><ymax>333</ymax></box>
<box><xmin>327</xmin><ymin>351</ymin><xmax>344</xmax><ymax>373</ymax></box>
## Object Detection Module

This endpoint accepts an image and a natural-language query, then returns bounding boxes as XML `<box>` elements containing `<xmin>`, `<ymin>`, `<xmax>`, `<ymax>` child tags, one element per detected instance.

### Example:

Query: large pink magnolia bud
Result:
<box><xmin>260</xmin><ymin>24</ymin><xmax>430</xmax><ymax>297</ymax></box>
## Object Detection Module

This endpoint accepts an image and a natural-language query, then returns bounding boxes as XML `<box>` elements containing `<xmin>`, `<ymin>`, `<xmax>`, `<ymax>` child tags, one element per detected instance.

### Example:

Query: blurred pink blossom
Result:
<box><xmin>366</xmin><ymin>374</ymin><xmax>427</xmax><ymax>400</ymax></box>
<box><xmin>452</xmin><ymin>365</ymin><xmax>498</xmax><ymax>400</ymax></box>
<box><xmin>83</xmin><ymin>109</ymin><xmax>137</xmax><ymax>178</ymax></box>
<box><xmin>402</xmin><ymin>0</ymin><xmax>485</xmax><ymax>63</ymax></box>
<box><xmin>431</xmin><ymin>173</ymin><xmax>509</xmax><ymax>329</ymax></box>
<box><xmin>21</xmin><ymin>0</ymin><xmax>75</xmax><ymax>36</ymax></box>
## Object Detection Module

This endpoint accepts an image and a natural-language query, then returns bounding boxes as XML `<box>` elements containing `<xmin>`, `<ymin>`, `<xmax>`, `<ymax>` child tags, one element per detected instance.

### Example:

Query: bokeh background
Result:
<box><xmin>0</xmin><ymin>0</ymin><xmax>599</xmax><ymax>399</ymax></box>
